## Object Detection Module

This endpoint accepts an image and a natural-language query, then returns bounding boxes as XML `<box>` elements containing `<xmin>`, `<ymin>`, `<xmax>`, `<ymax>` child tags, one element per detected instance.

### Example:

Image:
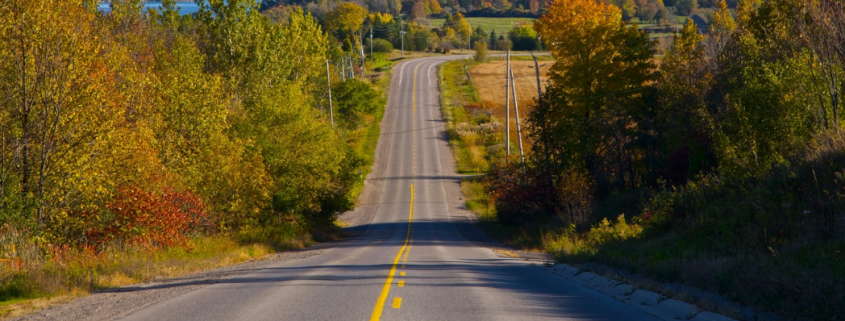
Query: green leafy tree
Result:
<box><xmin>413</xmin><ymin>29</ymin><xmax>430</xmax><ymax>51</ymax></box>
<box><xmin>369</xmin><ymin>38</ymin><xmax>394</xmax><ymax>53</ymax></box>
<box><xmin>508</xmin><ymin>23</ymin><xmax>539</xmax><ymax>51</ymax></box>
<box><xmin>331</xmin><ymin>79</ymin><xmax>382</xmax><ymax>129</ymax></box>
<box><xmin>676</xmin><ymin>0</ymin><xmax>697</xmax><ymax>15</ymax></box>
<box><xmin>196</xmin><ymin>1</ymin><xmax>352</xmax><ymax>228</ymax></box>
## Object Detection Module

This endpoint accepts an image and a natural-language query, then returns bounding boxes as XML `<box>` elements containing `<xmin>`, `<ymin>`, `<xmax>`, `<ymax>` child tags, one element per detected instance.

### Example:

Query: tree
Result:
<box><xmin>196</xmin><ymin>1</ymin><xmax>354</xmax><ymax>228</ymax></box>
<box><xmin>636</xmin><ymin>0</ymin><xmax>666</xmax><ymax>22</ymax></box>
<box><xmin>425</xmin><ymin>0</ymin><xmax>441</xmax><ymax>14</ymax></box>
<box><xmin>323</xmin><ymin>2</ymin><xmax>368</xmax><ymax>49</ymax></box>
<box><xmin>654</xmin><ymin>19</ymin><xmax>711</xmax><ymax>183</ymax></box>
<box><xmin>474</xmin><ymin>40</ymin><xmax>488</xmax><ymax>62</ymax></box>
<box><xmin>410</xmin><ymin>0</ymin><xmax>427</xmax><ymax>20</ymax></box>
<box><xmin>369</xmin><ymin>38</ymin><xmax>394</xmax><ymax>52</ymax></box>
<box><xmin>533</xmin><ymin>0</ymin><xmax>656</xmax><ymax>191</ymax></box>
<box><xmin>707</xmin><ymin>0</ymin><xmax>736</xmax><ymax>59</ymax></box>
<box><xmin>735</xmin><ymin>0</ymin><xmax>756</xmax><ymax>27</ymax></box>
<box><xmin>413</xmin><ymin>29</ymin><xmax>431</xmax><ymax>51</ymax></box>
<box><xmin>0</xmin><ymin>0</ymin><xmax>127</xmax><ymax>229</ymax></box>
<box><xmin>331</xmin><ymin>79</ymin><xmax>382</xmax><ymax>129</ymax></box>
<box><xmin>471</xmin><ymin>26</ymin><xmax>488</xmax><ymax>47</ymax></box>
<box><xmin>676</xmin><ymin>0</ymin><xmax>697</xmax><ymax>15</ymax></box>
<box><xmin>443</xmin><ymin>13</ymin><xmax>471</xmax><ymax>42</ymax></box>
<box><xmin>508</xmin><ymin>23</ymin><xmax>539</xmax><ymax>50</ymax></box>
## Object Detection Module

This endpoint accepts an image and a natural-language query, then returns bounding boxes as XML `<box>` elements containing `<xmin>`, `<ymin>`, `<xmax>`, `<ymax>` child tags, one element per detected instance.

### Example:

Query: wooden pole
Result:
<box><xmin>327</xmin><ymin>60</ymin><xmax>335</xmax><ymax>128</ymax></box>
<box><xmin>510</xmin><ymin>68</ymin><xmax>527</xmax><ymax>182</ymax></box>
<box><xmin>531</xmin><ymin>52</ymin><xmax>542</xmax><ymax>100</ymax></box>
<box><xmin>505</xmin><ymin>50</ymin><xmax>511</xmax><ymax>158</ymax></box>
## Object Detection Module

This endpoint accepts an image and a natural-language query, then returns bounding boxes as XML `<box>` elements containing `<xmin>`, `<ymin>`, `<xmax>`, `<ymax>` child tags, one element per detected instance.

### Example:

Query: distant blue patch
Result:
<box><xmin>98</xmin><ymin>2</ymin><xmax>201</xmax><ymax>15</ymax></box>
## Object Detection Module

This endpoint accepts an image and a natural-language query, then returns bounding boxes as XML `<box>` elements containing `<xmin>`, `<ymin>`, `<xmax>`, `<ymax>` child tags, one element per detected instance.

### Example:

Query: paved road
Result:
<box><xmin>118</xmin><ymin>57</ymin><xmax>660</xmax><ymax>321</ymax></box>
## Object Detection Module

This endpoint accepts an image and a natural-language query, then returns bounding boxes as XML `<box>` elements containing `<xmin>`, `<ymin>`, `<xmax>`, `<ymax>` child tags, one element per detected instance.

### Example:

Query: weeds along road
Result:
<box><xmin>115</xmin><ymin>56</ymin><xmax>660</xmax><ymax>321</ymax></box>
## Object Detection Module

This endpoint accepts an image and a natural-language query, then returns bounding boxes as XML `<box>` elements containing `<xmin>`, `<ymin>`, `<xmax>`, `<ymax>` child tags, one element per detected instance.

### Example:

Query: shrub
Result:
<box><xmin>369</xmin><ymin>38</ymin><xmax>394</xmax><ymax>53</ymax></box>
<box><xmin>86</xmin><ymin>187</ymin><xmax>209</xmax><ymax>250</ymax></box>
<box><xmin>474</xmin><ymin>40</ymin><xmax>488</xmax><ymax>62</ymax></box>
<box><xmin>488</xmin><ymin>163</ymin><xmax>556</xmax><ymax>224</ymax></box>
<box><xmin>496</xmin><ymin>39</ymin><xmax>513</xmax><ymax>51</ymax></box>
<box><xmin>555</xmin><ymin>170</ymin><xmax>596</xmax><ymax>227</ymax></box>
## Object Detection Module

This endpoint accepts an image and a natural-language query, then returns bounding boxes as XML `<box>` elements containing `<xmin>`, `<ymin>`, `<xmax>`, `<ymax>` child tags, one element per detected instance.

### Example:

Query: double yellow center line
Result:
<box><xmin>369</xmin><ymin>63</ymin><xmax>420</xmax><ymax>321</ymax></box>
<box><xmin>369</xmin><ymin>185</ymin><xmax>415</xmax><ymax>320</ymax></box>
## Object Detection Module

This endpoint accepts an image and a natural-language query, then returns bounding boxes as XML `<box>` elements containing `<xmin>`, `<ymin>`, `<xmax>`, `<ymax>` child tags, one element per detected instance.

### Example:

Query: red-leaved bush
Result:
<box><xmin>87</xmin><ymin>187</ymin><xmax>209</xmax><ymax>249</ymax></box>
<box><xmin>487</xmin><ymin>161</ymin><xmax>557</xmax><ymax>225</ymax></box>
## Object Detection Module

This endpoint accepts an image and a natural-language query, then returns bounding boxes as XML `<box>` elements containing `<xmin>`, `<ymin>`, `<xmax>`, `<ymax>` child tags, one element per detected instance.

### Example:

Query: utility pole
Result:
<box><xmin>341</xmin><ymin>57</ymin><xmax>346</xmax><ymax>81</ymax></box>
<box><xmin>505</xmin><ymin>50</ymin><xmax>511</xmax><ymax>159</ymax></box>
<box><xmin>370</xmin><ymin>24</ymin><xmax>374</xmax><ymax>67</ymax></box>
<box><xmin>531</xmin><ymin>52</ymin><xmax>542</xmax><ymax>100</ymax></box>
<box><xmin>326</xmin><ymin>60</ymin><xmax>335</xmax><ymax>127</ymax></box>
<box><xmin>359</xmin><ymin>30</ymin><xmax>366</xmax><ymax>79</ymax></box>
<box><xmin>510</xmin><ymin>68</ymin><xmax>527</xmax><ymax>182</ymax></box>
<box><xmin>349</xmin><ymin>55</ymin><xmax>355</xmax><ymax>79</ymax></box>
<box><xmin>400</xmin><ymin>20</ymin><xmax>406</xmax><ymax>57</ymax></box>
<box><xmin>468</xmin><ymin>26</ymin><xmax>472</xmax><ymax>52</ymax></box>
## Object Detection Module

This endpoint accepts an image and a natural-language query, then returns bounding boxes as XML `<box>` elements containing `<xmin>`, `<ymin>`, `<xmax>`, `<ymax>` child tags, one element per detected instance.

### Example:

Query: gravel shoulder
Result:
<box><xmin>11</xmin><ymin>244</ymin><xmax>333</xmax><ymax>321</ymax></box>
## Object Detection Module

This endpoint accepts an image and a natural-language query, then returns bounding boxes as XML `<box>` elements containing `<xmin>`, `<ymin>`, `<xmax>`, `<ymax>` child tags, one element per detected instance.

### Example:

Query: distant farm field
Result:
<box><xmin>469</xmin><ymin>60</ymin><xmax>551</xmax><ymax>111</ymax></box>
<box><xmin>469</xmin><ymin>59</ymin><xmax>553</xmax><ymax>151</ymax></box>
<box><xmin>428</xmin><ymin>17</ymin><xmax>535</xmax><ymax>34</ymax></box>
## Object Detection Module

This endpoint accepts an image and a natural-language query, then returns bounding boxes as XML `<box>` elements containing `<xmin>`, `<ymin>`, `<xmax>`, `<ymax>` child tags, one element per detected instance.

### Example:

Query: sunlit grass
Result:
<box><xmin>0</xmin><ymin>235</ymin><xmax>277</xmax><ymax>319</ymax></box>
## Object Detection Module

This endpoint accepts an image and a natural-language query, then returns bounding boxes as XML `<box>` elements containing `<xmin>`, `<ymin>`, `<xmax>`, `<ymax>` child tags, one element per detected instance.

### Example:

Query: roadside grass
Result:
<box><xmin>0</xmin><ymin>235</ymin><xmax>282</xmax><ymax>319</ymax></box>
<box><xmin>462</xmin><ymin>153</ymin><xmax>845</xmax><ymax>320</ymax></box>
<box><xmin>542</xmin><ymin>138</ymin><xmax>845</xmax><ymax>320</ymax></box>
<box><xmin>439</xmin><ymin>59</ymin><xmax>501</xmax><ymax>174</ymax></box>
<box><xmin>440</xmin><ymin>58</ymin><xmax>551</xmax><ymax>250</ymax></box>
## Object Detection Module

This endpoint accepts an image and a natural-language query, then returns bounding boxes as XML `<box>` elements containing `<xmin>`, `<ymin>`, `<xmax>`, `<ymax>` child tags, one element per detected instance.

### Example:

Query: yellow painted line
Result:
<box><xmin>400</xmin><ymin>272</ymin><xmax>406</xmax><ymax>276</ymax></box>
<box><xmin>398</xmin><ymin>280</ymin><xmax>405</xmax><ymax>287</ymax></box>
<box><xmin>369</xmin><ymin>65</ymin><xmax>419</xmax><ymax>320</ymax></box>
<box><xmin>369</xmin><ymin>184</ymin><xmax>416</xmax><ymax>320</ymax></box>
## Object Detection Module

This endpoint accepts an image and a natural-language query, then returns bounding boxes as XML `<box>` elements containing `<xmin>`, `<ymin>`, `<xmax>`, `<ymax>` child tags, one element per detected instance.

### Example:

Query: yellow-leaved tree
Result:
<box><xmin>0</xmin><ymin>0</ymin><xmax>129</xmax><ymax>233</ymax></box>
<box><xmin>531</xmin><ymin>0</ymin><xmax>656</xmax><ymax>191</ymax></box>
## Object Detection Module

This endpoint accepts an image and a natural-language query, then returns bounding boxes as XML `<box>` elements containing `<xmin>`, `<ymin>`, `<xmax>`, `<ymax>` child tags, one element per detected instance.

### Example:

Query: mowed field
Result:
<box><xmin>470</xmin><ymin>60</ymin><xmax>551</xmax><ymax>115</ymax></box>
<box><xmin>469</xmin><ymin>59</ymin><xmax>553</xmax><ymax>149</ymax></box>
<box><xmin>428</xmin><ymin>17</ymin><xmax>536</xmax><ymax>34</ymax></box>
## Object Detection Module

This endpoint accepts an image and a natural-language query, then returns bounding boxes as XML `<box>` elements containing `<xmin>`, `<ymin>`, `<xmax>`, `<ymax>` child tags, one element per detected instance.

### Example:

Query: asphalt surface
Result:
<box><xmin>116</xmin><ymin>56</ymin><xmax>661</xmax><ymax>321</ymax></box>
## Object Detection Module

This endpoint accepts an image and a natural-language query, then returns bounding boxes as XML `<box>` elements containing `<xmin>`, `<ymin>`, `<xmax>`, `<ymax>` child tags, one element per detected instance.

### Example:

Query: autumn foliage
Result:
<box><xmin>0</xmin><ymin>0</ymin><xmax>370</xmax><ymax>268</ymax></box>
<box><xmin>487</xmin><ymin>162</ymin><xmax>556</xmax><ymax>225</ymax></box>
<box><xmin>86</xmin><ymin>188</ymin><xmax>208</xmax><ymax>250</ymax></box>
<box><xmin>486</xmin><ymin>0</ymin><xmax>845</xmax><ymax>318</ymax></box>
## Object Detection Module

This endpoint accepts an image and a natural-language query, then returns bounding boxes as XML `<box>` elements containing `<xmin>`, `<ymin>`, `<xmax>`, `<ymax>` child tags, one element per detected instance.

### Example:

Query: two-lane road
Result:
<box><xmin>117</xmin><ymin>57</ymin><xmax>660</xmax><ymax>321</ymax></box>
